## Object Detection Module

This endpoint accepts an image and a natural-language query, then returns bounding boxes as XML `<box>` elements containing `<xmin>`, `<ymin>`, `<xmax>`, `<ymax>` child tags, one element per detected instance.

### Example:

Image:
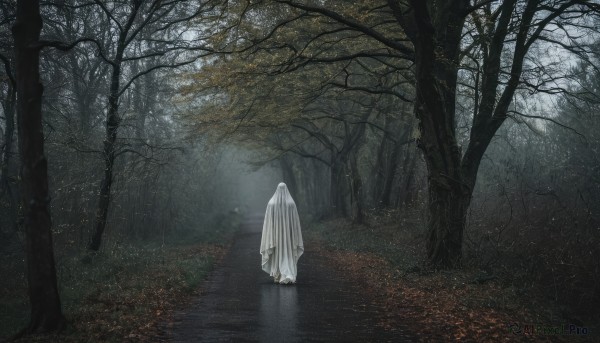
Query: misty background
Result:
<box><xmin>1</xmin><ymin>0</ymin><xmax>599</xmax><ymax>339</ymax></box>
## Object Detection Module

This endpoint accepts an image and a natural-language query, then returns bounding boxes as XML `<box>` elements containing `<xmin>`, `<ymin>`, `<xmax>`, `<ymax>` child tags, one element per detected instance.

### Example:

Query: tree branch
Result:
<box><xmin>276</xmin><ymin>0</ymin><xmax>414</xmax><ymax>58</ymax></box>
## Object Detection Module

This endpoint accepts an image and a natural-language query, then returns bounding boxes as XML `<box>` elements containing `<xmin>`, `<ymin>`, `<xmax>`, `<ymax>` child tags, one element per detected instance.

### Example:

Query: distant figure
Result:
<box><xmin>260</xmin><ymin>182</ymin><xmax>304</xmax><ymax>284</ymax></box>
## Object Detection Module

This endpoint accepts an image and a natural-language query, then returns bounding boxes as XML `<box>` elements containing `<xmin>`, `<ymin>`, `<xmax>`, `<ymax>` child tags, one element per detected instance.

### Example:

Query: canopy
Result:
<box><xmin>260</xmin><ymin>182</ymin><xmax>304</xmax><ymax>284</ymax></box>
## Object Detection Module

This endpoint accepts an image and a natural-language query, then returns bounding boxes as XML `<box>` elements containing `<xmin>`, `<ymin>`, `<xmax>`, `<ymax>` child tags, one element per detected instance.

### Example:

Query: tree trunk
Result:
<box><xmin>0</xmin><ymin>86</ymin><xmax>16</xmax><ymax>190</ymax></box>
<box><xmin>88</xmin><ymin>0</ymin><xmax>146</xmax><ymax>250</ymax></box>
<box><xmin>0</xmin><ymin>84</ymin><xmax>18</xmax><ymax>237</ymax></box>
<box><xmin>425</xmin><ymin>176</ymin><xmax>470</xmax><ymax>267</ymax></box>
<box><xmin>12</xmin><ymin>0</ymin><xmax>65</xmax><ymax>332</ymax></box>
<box><xmin>408</xmin><ymin>0</ymin><xmax>470</xmax><ymax>268</ymax></box>
<box><xmin>88</xmin><ymin>62</ymin><xmax>121</xmax><ymax>251</ymax></box>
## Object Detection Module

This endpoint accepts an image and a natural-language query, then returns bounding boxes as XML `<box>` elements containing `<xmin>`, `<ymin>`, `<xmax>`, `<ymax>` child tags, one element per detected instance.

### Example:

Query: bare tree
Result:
<box><xmin>76</xmin><ymin>0</ymin><xmax>221</xmax><ymax>251</ymax></box>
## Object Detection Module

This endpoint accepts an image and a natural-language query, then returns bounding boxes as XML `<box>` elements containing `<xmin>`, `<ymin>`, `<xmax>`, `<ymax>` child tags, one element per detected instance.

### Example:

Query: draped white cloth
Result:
<box><xmin>260</xmin><ymin>182</ymin><xmax>304</xmax><ymax>284</ymax></box>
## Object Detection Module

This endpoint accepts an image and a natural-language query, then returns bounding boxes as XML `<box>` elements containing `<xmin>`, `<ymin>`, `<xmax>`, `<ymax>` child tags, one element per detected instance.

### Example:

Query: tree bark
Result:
<box><xmin>407</xmin><ymin>0</ymin><xmax>470</xmax><ymax>268</ymax></box>
<box><xmin>12</xmin><ymin>0</ymin><xmax>65</xmax><ymax>332</ymax></box>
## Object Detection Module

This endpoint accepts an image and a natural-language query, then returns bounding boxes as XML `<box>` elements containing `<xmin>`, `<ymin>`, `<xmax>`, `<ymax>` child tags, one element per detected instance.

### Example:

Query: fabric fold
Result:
<box><xmin>260</xmin><ymin>182</ymin><xmax>304</xmax><ymax>284</ymax></box>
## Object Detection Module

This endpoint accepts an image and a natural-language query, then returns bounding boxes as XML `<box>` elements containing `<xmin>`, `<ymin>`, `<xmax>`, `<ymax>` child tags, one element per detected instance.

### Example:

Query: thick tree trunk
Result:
<box><xmin>409</xmin><ymin>0</ymin><xmax>470</xmax><ymax>268</ymax></box>
<box><xmin>88</xmin><ymin>63</ymin><xmax>121</xmax><ymax>251</ymax></box>
<box><xmin>394</xmin><ymin>0</ymin><xmax>539</xmax><ymax>268</ymax></box>
<box><xmin>12</xmin><ymin>0</ymin><xmax>65</xmax><ymax>332</ymax></box>
<box><xmin>425</xmin><ymin>177</ymin><xmax>471</xmax><ymax>267</ymax></box>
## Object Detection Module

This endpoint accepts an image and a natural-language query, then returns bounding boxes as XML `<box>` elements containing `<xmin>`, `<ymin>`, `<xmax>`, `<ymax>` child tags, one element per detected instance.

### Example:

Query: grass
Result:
<box><xmin>305</xmin><ymin>211</ymin><xmax>598</xmax><ymax>342</ymax></box>
<box><xmin>0</xmin><ymin>213</ymin><xmax>241</xmax><ymax>342</ymax></box>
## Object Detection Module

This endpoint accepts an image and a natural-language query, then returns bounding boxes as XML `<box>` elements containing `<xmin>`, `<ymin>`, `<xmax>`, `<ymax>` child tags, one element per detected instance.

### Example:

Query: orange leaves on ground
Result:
<box><xmin>314</xmin><ymin>244</ymin><xmax>574</xmax><ymax>342</ymax></box>
<box><xmin>11</xmin><ymin>243</ymin><xmax>229</xmax><ymax>343</ymax></box>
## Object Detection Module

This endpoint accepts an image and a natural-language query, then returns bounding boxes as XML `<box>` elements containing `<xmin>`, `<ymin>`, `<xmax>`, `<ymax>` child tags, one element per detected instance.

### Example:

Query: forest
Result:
<box><xmin>1</xmin><ymin>0</ymin><xmax>599</xmax><ymax>341</ymax></box>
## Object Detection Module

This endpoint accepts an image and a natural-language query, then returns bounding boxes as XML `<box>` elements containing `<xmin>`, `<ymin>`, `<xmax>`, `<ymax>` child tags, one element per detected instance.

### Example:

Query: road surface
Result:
<box><xmin>160</xmin><ymin>214</ymin><xmax>410</xmax><ymax>342</ymax></box>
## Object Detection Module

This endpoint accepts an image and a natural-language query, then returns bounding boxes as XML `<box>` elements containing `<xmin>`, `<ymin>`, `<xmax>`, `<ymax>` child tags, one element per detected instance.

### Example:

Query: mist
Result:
<box><xmin>1</xmin><ymin>1</ymin><xmax>599</xmax><ymax>341</ymax></box>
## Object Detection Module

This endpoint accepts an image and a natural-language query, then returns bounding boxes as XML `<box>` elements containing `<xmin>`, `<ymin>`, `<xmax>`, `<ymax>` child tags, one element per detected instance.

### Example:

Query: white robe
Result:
<box><xmin>260</xmin><ymin>182</ymin><xmax>304</xmax><ymax>284</ymax></box>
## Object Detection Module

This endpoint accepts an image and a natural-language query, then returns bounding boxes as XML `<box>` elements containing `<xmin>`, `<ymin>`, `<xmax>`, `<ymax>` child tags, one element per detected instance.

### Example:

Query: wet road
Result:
<box><xmin>160</xmin><ymin>214</ymin><xmax>410</xmax><ymax>342</ymax></box>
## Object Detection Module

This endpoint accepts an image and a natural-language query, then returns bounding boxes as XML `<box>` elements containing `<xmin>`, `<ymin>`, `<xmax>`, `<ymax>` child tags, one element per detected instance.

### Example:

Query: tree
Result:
<box><xmin>0</xmin><ymin>1</ymin><xmax>18</xmax><ymax>241</ymax></box>
<box><xmin>78</xmin><ymin>0</ymin><xmax>222</xmax><ymax>251</ymax></box>
<box><xmin>397</xmin><ymin>0</ymin><xmax>600</xmax><ymax>267</ymax></box>
<box><xmin>179</xmin><ymin>6</ymin><xmax>415</xmax><ymax>220</ymax></box>
<box><xmin>12</xmin><ymin>0</ymin><xmax>65</xmax><ymax>333</ymax></box>
<box><xmin>269</xmin><ymin>0</ymin><xmax>600</xmax><ymax>267</ymax></box>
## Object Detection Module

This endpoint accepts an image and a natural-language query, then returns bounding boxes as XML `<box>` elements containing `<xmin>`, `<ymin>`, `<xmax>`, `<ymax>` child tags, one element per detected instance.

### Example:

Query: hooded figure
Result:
<box><xmin>260</xmin><ymin>182</ymin><xmax>304</xmax><ymax>284</ymax></box>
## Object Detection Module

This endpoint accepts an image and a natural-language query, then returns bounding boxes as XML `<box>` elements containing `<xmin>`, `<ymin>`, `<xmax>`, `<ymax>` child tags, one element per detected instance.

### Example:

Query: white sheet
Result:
<box><xmin>260</xmin><ymin>182</ymin><xmax>304</xmax><ymax>284</ymax></box>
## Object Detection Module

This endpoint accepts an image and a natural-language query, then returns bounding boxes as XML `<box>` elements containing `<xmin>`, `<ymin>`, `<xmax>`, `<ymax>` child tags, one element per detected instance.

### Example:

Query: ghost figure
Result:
<box><xmin>260</xmin><ymin>182</ymin><xmax>304</xmax><ymax>284</ymax></box>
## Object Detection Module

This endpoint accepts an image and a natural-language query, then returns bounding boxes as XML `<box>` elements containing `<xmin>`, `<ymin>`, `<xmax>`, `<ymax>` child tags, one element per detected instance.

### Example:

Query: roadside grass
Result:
<box><xmin>0</xmin><ymin>213</ymin><xmax>241</xmax><ymax>342</ymax></box>
<box><xmin>305</xmin><ymin>211</ymin><xmax>597</xmax><ymax>342</ymax></box>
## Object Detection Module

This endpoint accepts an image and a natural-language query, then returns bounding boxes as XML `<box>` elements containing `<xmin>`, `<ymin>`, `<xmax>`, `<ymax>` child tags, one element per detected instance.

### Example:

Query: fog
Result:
<box><xmin>1</xmin><ymin>0</ymin><xmax>599</xmax><ymax>341</ymax></box>
<box><xmin>214</xmin><ymin>148</ymin><xmax>283</xmax><ymax>215</ymax></box>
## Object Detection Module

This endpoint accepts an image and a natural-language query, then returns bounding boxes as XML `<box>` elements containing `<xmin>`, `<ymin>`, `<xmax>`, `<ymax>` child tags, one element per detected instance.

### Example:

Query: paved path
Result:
<box><xmin>159</xmin><ymin>215</ymin><xmax>410</xmax><ymax>342</ymax></box>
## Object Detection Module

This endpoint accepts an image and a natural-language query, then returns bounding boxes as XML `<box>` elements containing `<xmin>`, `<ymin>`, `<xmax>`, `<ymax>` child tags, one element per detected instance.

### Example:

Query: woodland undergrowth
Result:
<box><xmin>0</xmin><ymin>213</ymin><xmax>241</xmax><ymax>342</ymax></box>
<box><xmin>305</xmin><ymin>208</ymin><xmax>597</xmax><ymax>342</ymax></box>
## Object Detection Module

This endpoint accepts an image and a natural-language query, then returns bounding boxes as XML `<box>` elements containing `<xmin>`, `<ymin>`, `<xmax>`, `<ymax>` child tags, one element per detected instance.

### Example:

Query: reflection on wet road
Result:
<box><xmin>259</xmin><ymin>282</ymin><xmax>298</xmax><ymax>342</ymax></box>
<box><xmin>163</xmin><ymin>214</ymin><xmax>409</xmax><ymax>342</ymax></box>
